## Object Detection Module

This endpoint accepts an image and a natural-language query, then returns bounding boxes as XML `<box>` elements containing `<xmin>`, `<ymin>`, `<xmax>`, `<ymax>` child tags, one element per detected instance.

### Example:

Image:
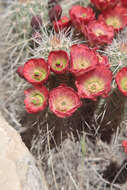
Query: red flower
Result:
<box><xmin>98</xmin><ymin>5</ymin><xmax>127</xmax><ymax>32</ymax></box>
<box><xmin>53</xmin><ymin>16</ymin><xmax>71</xmax><ymax>33</ymax></box>
<box><xmin>48</xmin><ymin>4</ymin><xmax>62</xmax><ymax>22</ymax></box>
<box><xmin>70</xmin><ymin>44</ymin><xmax>99</xmax><ymax>76</ymax></box>
<box><xmin>91</xmin><ymin>0</ymin><xmax>118</xmax><ymax>10</ymax></box>
<box><xmin>121</xmin><ymin>0</ymin><xmax>127</xmax><ymax>6</ymax></box>
<box><xmin>48</xmin><ymin>50</ymin><xmax>69</xmax><ymax>74</ymax></box>
<box><xmin>75</xmin><ymin>65</ymin><xmax>112</xmax><ymax>100</ymax></box>
<box><xmin>69</xmin><ymin>5</ymin><xmax>95</xmax><ymax>31</ymax></box>
<box><xmin>83</xmin><ymin>20</ymin><xmax>114</xmax><ymax>46</ymax></box>
<box><xmin>23</xmin><ymin>58</ymin><xmax>50</xmax><ymax>85</ymax></box>
<box><xmin>17</xmin><ymin>65</ymin><xmax>24</xmax><ymax>78</ymax></box>
<box><xmin>24</xmin><ymin>85</ymin><xmax>48</xmax><ymax>113</ymax></box>
<box><xmin>49</xmin><ymin>84</ymin><xmax>82</xmax><ymax>118</ymax></box>
<box><xmin>115</xmin><ymin>67</ymin><xmax>127</xmax><ymax>96</ymax></box>
<box><xmin>122</xmin><ymin>140</ymin><xmax>127</xmax><ymax>154</ymax></box>
<box><xmin>31</xmin><ymin>15</ymin><xmax>42</xmax><ymax>30</ymax></box>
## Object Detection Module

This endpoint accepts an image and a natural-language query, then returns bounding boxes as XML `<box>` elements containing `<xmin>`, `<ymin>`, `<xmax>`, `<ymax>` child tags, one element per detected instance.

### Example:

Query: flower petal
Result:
<box><xmin>70</xmin><ymin>44</ymin><xmax>99</xmax><ymax>76</ymax></box>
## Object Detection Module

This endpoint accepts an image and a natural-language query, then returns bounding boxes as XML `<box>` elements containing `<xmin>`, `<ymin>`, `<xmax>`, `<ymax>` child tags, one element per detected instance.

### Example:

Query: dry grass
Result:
<box><xmin>30</xmin><ymin>120</ymin><xmax>127</xmax><ymax>190</ymax></box>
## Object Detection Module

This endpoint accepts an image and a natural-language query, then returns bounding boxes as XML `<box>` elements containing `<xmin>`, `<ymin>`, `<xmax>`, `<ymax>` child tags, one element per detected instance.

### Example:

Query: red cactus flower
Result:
<box><xmin>48</xmin><ymin>4</ymin><xmax>62</xmax><ymax>22</ymax></box>
<box><xmin>115</xmin><ymin>67</ymin><xmax>127</xmax><ymax>96</ymax></box>
<box><xmin>48</xmin><ymin>50</ymin><xmax>69</xmax><ymax>74</ymax></box>
<box><xmin>69</xmin><ymin>5</ymin><xmax>95</xmax><ymax>31</ymax></box>
<box><xmin>53</xmin><ymin>16</ymin><xmax>71</xmax><ymax>33</ymax></box>
<box><xmin>17</xmin><ymin>65</ymin><xmax>24</xmax><ymax>78</ymax></box>
<box><xmin>83</xmin><ymin>20</ymin><xmax>114</xmax><ymax>46</ymax></box>
<box><xmin>70</xmin><ymin>44</ymin><xmax>99</xmax><ymax>76</ymax></box>
<box><xmin>122</xmin><ymin>140</ymin><xmax>127</xmax><ymax>154</ymax></box>
<box><xmin>23</xmin><ymin>58</ymin><xmax>50</xmax><ymax>85</ymax></box>
<box><xmin>24</xmin><ymin>85</ymin><xmax>48</xmax><ymax>113</ymax></box>
<box><xmin>75</xmin><ymin>65</ymin><xmax>112</xmax><ymax>100</ymax></box>
<box><xmin>31</xmin><ymin>15</ymin><xmax>42</xmax><ymax>30</ymax></box>
<box><xmin>121</xmin><ymin>0</ymin><xmax>127</xmax><ymax>6</ymax></box>
<box><xmin>91</xmin><ymin>0</ymin><xmax>118</xmax><ymax>11</ymax></box>
<box><xmin>98</xmin><ymin>5</ymin><xmax>127</xmax><ymax>32</ymax></box>
<box><xmin>49</xmin><ymin>84</ymin><xmax>82</xmax><ymax>118</ymax></box>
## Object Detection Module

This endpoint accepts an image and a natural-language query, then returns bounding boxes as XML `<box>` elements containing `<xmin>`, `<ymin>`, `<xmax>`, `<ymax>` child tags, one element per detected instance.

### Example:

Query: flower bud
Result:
<box><xmin>31</xmin><ymin>15</ymin><xmax>42</xmax><ymax>30</ymax></box>
<box><xmin>17</xmin><ymin>66</ymin><xmax>24</xmax><ymax>79</ymax></box>
<box><xmin>48</xmin><ymin>4</ymin><xmax>62</xmax><ymax>22</ymax></box>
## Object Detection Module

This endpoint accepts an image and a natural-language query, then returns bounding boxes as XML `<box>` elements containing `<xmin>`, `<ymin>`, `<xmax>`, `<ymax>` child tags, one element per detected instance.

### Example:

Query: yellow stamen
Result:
<box><xmin>106</xmin><ymin>17</ymin><xmax>122</xmax><ymax>28</ymax></box>
<box><xmin>84</xmin><ymin>77</ymin><xmax>105</xmax><ymax>94</ymax></box>
<box><xmin>94</xmin><ymin>29</ymin><xmax>104</xmax><ymax>36</ymax></box>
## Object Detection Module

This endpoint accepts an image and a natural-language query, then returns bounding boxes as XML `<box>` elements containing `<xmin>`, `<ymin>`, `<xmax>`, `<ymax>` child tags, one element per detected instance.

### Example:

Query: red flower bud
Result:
<box><xmin>48</xmin><ymin>4</ymin><xmax>62</xmax><ymax>22</ymax></box>
<box><xmin>31</xmin><ymin>15</ymin><xmax>42</xmax><ymax>30</ymax></box>
<box><xmin>17</xmin><ymin>65</ymin><xmax>24</xmax><ymax>78</ymax></box>
<box><xmin>122</xmin><ymin>140</ymin><xmax>127</xmax><ymax>154</ymax></box>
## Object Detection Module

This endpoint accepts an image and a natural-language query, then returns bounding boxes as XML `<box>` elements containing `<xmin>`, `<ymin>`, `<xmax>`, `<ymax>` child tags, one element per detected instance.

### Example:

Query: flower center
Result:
<box><xmin>56</xmin><ymin>60</ymin><xmax>62</xmax><ymax>67</ymax></box>
<box><xmin>106</xmin><ymin>16</ymin><xmax>122</xmax><ymax>28</ymax></box>
<box><xmin>74</xmin><ymin>57</ymin><xmax>90</xmax><ymax>69</ymax></box>
<box><xmin>53</xmin><ymin>59</ymin><xmax>66</xmax><ymax>71</ymax></box>
<box><xmin>55</xmin><ymin>96</ymin><xmax>74</xmax><ymax>112</ymax></box>
<box><xmin>94</xmin><ymin>29</ymin><xmax>104</xmax><ymax>36</ymax></box>
<box><xmin>31</xmin><ymin>94</ymin><xmax>44</xmax><ymax>106</ymax></box>
<box><xmin>33</xmin><ymin>69</ymin><xmax>46</xmax><ymax>81</ymax></box>
<box><xmin>120</xmin><ymin>77</ymin><xmax>127</xmax><ymax>91</ymax></box>
<box><xmin>62</xmin><ymin>19</ymin><xmax>66</xmax><ymax>23</ymax></box>
<box><xmin>85</xmin><ymin>77</ymin><xmax>105</xmax><ymax>94</ymax></box>
<box><xmin>82</xmin><ymin>13</ymin><xmax>87</xmax><ymax>17</ymax></box>
<box><xmin>88</xmin><ymin>83</ymin><xmax>100</xmax><ymax>93</ymax></box>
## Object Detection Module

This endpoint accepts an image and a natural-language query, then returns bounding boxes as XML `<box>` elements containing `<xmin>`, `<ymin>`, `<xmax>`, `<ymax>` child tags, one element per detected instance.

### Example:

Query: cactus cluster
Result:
<box><xmin>1</xmin><ymin>0</ymin><xmax>127</xmax><ymax>189</ymax></box>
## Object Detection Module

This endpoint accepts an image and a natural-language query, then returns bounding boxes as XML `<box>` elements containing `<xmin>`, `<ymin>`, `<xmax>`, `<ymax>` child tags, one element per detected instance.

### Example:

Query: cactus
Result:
<box><xmin>1</xmin><ymin>0</ymin><xmax>127</xmax><ymax>189</ymax></box>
